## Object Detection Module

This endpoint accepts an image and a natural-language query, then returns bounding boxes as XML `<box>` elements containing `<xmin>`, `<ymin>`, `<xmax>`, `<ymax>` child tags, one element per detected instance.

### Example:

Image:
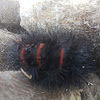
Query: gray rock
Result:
<box><xmin>19</xmin><ymin>0</ymin><xmax>100</xmax><ymax>33</ymax></box>
<box><xmin>0</xmin><ymin>0</ymin><xmax>20</xmax><ymax>29</ymax></box>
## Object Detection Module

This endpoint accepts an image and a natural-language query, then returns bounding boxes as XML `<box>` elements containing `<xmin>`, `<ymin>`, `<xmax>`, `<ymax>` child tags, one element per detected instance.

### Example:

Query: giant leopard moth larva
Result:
<box><xmin>10</xmin><ymin>30</ymin><xmax>100</xmax><ymax>90</ymax></box>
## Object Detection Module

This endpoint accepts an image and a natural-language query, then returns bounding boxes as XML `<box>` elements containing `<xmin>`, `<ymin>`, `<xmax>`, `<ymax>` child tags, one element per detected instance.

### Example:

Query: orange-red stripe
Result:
<box><xmin>36</xmin><ymin>43</ymin><xmax>45</xmax><ymax>68</ymax></box>
<box><xmin>60</xmin><ymin>48</ymin><xmax>64</xmax><ymax>69</ymax></box>
<box><xmin>26</xmin><ymin>44</ymin><xmax>30</xmax><ymax>47</ymax></box>
<box><xmin>20</xmin><ymin>44</ymin><xmax>30</xmax><ymax>67</ymax></box>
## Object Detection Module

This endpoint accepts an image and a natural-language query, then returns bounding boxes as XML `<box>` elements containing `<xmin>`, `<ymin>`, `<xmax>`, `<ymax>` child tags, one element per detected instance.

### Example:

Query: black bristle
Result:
<box><xmin>8</xmin><ymin>30</ymin><xmax>100</xmax><ymax>90</ymax></box>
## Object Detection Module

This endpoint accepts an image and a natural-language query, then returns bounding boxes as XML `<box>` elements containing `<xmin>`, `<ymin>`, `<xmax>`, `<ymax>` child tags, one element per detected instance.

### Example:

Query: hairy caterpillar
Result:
<box><xmin>0</xmin><ymin>0</ymin><xmax>100</xmax><ymax>99</ymax></box>
<box><xmin>0</xmin><ymin>29</ymin><xmax>100</xmax><ymax>100</ymax></box>
<box><xmin>9</xmin><ymin>30</ymin><xmax>100</xmax><ymax>90</ymax></box>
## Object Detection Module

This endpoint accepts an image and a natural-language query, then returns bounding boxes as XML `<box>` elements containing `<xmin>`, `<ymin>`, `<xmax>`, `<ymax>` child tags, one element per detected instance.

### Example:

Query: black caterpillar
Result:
<box><xmin>12</xmin><ymin>30</ymin><xmax>100</xmax><ymax>89</ymax></box>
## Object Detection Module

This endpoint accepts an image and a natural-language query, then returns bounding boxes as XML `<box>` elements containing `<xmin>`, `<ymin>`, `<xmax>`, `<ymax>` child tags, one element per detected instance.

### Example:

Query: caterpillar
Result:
<box><xmin>9</xmin><ymin>30</ymin><xmax>100</xmax><ymax>90</ymax></box>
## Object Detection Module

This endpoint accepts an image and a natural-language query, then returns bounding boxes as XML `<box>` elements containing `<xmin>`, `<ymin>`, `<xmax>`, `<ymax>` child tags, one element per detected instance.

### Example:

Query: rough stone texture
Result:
<box><xmin>0</xmin><ymin>0</ymin><xmax>20</xmax><ymax>30</ymax></box>
<box><xmin>0</xmin><ymin>70</ymin><xmax>100</xmax><ymax>100</ymax></box>
<box><xmin>0</xmin><ymin>29</ymin><xmax>20</xmax><ymax>71</ymax></box>
<box><xmin>19</xmin><ymin>0</ymin><xmax>100</xmax><ymax>33</ymax></box>
<box><xmin>0</xmin><ymin>71</ymin><xmax>83</xmax><ymax>100</ymax></box>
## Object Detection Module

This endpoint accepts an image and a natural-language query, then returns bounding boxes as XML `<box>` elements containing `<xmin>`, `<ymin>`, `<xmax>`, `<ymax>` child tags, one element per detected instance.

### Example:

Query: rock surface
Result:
<box><xmin>0</xmin><ymin>0</ymin><xmax>20</xmax><ymax>28</ymax></box>
<box><xmin>0</xmin><ymin>70</ymin><xmax>82</xmax><ymax>100</ymax></box>
<box><xmin>19</xmin><ymin>0</ymin><xmax>100</xmax><ymax>33</ymax></box>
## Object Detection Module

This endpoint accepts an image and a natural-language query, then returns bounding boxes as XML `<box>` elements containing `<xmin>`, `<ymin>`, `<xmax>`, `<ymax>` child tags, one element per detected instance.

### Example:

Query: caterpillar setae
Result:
<box><xmin>9</xmin><ymin>30</ymin><xmax>100</xmax><ymax>90</ymax></box>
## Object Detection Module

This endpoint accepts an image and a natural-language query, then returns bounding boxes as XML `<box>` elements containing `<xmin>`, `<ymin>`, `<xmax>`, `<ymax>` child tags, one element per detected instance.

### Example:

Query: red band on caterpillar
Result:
<box><xmin>36</xmin><ymin>43</ymin><xmax>45</xmax><ymax>68</ymax></box>
<box><xmin>26</xmin><ymin>44</ymin><xmax>30</xmax><ymax>47</ymax></box>
<box><xmin>21</xmin><ymin>43</ymin><xmax>63</xmax><ymax>70</ymax></box>
<box><xmin>60</xmin><ymin>48</ymin><xmax>64</xmax><ymax>69</ymax></box>
<box><xmin>21</xmin><ymin>44</ymin><xmax>30</xmax><ymax>67</ymax></box>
